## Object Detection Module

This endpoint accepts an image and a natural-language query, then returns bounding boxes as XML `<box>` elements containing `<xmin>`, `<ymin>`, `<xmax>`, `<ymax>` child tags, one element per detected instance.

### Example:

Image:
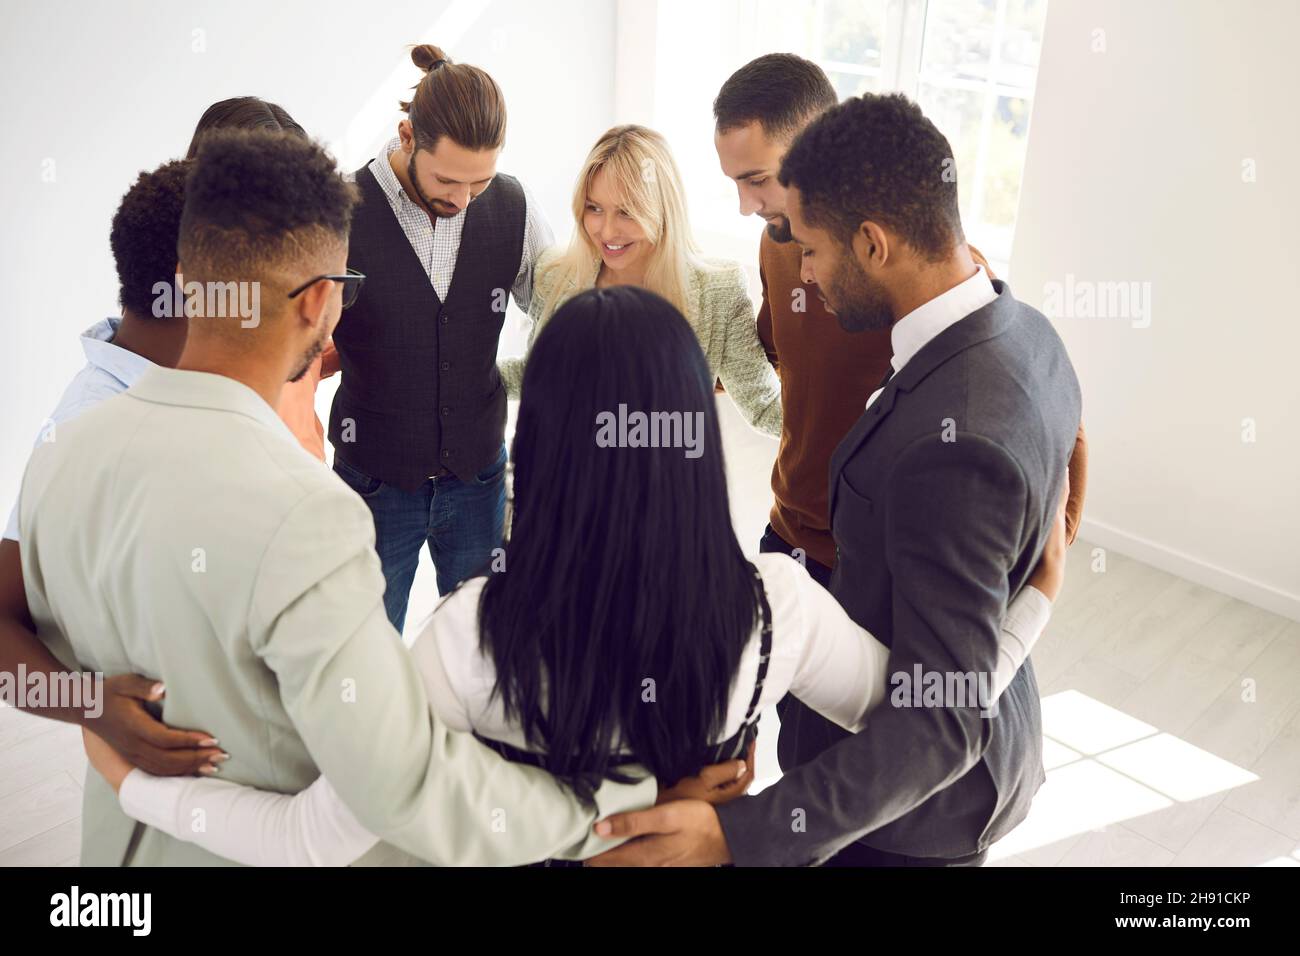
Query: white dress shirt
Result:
<box><xmin>362</xmin><ymin>138</ymin><xmax>554</xmax><ymax>309</ymax></box>
<box><xmin>4</xmin><ymin>317</ymin><xmax>153</xmax><ymax>542</ymax></box>
<box><xmin>115</xmin><ymin>554</ymin><xmax>1050</xmax><ymax>866</ymax></box>
<box><xmin>865</xmin><ymin>265</ymin><xmax>998</xmax><ymax>410</ymax></box>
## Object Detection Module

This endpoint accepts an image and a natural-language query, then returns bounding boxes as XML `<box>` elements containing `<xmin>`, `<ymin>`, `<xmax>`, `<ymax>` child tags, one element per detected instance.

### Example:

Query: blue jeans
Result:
<box><xmin>334</xmin><ymin>444</ymin><xmax>508</xmax><ymax>633</ymax></box>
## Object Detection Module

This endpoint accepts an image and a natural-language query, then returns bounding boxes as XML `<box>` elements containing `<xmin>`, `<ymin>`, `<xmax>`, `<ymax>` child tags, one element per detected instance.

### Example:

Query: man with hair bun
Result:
<box><xmin>330</xmin><ymin>43</ymin><xmax>554</xmax><ymax>633</ymax></box>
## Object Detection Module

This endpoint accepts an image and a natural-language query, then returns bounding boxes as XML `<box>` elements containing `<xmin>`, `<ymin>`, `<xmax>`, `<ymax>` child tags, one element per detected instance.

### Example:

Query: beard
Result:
<box><xmin>764</xmin><ymin>216</ymin><xmax>793</xmax><ymax>243</ymax></box>
<box><xmin>823</xmin><ymin>252</ymin><xmax>894</xmax><ymax>333</ymax></box>
<box><xmin>289</xmin><ymin>322</ymin><xmax>330</xmax><ymax>383</ymax></box>
<box><xmin>408</xmin><ymin>155</ymin><xmax>462</xmax><ymax>219</ymax></box>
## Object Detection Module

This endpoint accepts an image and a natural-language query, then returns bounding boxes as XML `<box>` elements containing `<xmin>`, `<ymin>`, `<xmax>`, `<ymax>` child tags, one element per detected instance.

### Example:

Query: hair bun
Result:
<box><xmin>411</xmin><ymin>43</ymin><xmax>451</xmax><ymax>73</ymax></box>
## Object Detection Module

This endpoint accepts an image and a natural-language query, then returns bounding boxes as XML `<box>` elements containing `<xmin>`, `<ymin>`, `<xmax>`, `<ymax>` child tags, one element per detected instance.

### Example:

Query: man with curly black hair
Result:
<box><xmin>108</xmin><ymin>160</ymin><xmax>193</xmax><ymax>366</ymax></box>
<box><xmin>5</xmin><ymin>158</ymin><xmax>191</xmax><ymax>507</ymax></box>
<box><xmin>20</xmin><ymin>129</ymin><xmax>656</xmax><ymax>867</ymax></box>
<box><xmin>185</xmin><ymin>95</ymin><xmax>338</xmax><ymax>463</ymax></box>
<box><xmin>717</xmin><ymin>94</ymin><xmax>1079</xmax><ymax>867</ymax></box>
<box><xmin>1</xmin><ymin>160</ymin><xmax>208</xmax><ymax>770</ymax></box>
<box><xmin>173</xmin><ymin>129</ymin><xmax>360</xmax><ymax>386</ymax></box>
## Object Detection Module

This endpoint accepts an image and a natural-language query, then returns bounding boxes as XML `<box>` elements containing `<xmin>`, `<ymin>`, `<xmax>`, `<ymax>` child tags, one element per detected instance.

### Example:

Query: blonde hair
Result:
<box><xmin>538</xmin><ymin>125</ymin><xmax>704</xmax><ymax>323</ymax></box>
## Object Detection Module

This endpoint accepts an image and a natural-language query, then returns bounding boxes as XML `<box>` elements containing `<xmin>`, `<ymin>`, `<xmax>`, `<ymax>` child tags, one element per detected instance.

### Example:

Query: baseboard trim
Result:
<box><xmin>1078</xmin><ymin>517</ymin><xmax>1300</xmax><ymax>623</ymax></box>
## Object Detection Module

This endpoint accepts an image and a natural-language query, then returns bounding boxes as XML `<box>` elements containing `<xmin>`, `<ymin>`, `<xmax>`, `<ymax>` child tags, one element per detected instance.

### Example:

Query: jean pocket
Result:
<box><xmin>334</xmin><ymin>458</ymin><xmax>384</xmax><ymax>499</ymax></box>
<box><xmin>474</xmin><ymin>446</ymin><xmax>509</xmax><ymax>487</ymax></box>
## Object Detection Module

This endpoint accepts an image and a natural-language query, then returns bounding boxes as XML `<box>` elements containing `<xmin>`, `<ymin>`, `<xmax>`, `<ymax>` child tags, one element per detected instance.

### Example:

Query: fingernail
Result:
<box><xmin>199</xmin><ymin>737</ymin><xmax>219</xmax><ymax>747</ymax></box>
<box><xmin>594</xmin><ymin>820</ymin><xmax>611</xmax><ymax>837</ymax></box>
<box><xmin>736</xmin><ymin>762</ymin><xmax>747</xmax><ymax>778</ymax></box>
<box><xmin>151</xmin><ymin>682</ymin><xmax>165</xmax><ymax>697</ymax></box>
<box><xmin>199</xmin><ymin>764</ymin><xmax>220</xmax><ymax>775</ymax></box>
<box><xmin>211</xmin><ymin>753</ymin><xmax>231</xmax><ymax>763</ymax></box>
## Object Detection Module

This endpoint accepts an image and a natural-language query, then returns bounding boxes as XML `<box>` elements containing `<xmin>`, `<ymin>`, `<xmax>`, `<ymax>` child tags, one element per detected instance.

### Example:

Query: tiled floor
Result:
<box><xmin>0</xmin><ymin>710</ymin><xmax>85</xmax><ymax>866</ymax></box>
<box><xmin>2</xmin><ymin>397</ymin><xmax>1297</xmax><ymax>866</ymax></box>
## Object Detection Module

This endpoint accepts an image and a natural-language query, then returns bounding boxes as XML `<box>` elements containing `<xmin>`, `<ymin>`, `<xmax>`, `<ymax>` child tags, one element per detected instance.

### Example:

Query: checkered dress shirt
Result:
<box><xmin>361</xmin><ymin>138</ymin><xmax>552</xmax><ymax>309</ymax></box>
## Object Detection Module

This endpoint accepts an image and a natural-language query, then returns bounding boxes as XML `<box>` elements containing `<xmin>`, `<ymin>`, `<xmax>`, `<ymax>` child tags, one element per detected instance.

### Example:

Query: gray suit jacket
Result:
<box><xmin>717</xmin><ymin>280</ymin><xmax>1081</xmax><ymax>865</ymax></box>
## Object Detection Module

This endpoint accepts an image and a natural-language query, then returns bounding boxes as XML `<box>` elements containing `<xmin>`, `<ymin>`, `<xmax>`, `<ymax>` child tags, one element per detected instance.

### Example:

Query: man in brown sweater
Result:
<box><xmin>713</xmin><ymin>54</ymin><xmax>1086</xmax><ymax>586</ymax></box>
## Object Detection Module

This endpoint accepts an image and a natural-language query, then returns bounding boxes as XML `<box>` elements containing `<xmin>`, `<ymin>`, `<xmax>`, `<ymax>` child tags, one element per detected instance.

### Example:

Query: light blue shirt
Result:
<box><xmin>4</xmin><ymin>317</ymin><xmax>155</xmax><ymax>541</ymax></box>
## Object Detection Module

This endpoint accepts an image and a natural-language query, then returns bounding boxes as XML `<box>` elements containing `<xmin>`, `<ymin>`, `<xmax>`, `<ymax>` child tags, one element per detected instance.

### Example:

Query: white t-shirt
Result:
<box><xmin>118</xmin><ymin>553</ymin><xmax>1051</xmax><ymax>866</ymax></box>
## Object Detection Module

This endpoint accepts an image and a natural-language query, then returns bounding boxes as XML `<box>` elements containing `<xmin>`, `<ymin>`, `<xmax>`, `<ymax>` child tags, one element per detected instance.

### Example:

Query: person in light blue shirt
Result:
<box><xmin>0</xmin><ymin>159</ymin><xmax>221</xmax><ymax>777</ymax></box>
<box><xmin>2</xmin><ymin>316</ymin><xmax>163</xmax><ymax>541</ymax></box>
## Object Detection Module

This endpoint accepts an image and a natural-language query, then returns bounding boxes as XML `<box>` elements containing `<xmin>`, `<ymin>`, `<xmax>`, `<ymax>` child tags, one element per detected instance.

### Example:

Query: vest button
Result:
<box><xmin>440</xmin><ymin>314</ymin><xmax>450</xmax><ymax>324</ymax></box>
<box><xmin>440</xmin><ymin>361</ymin><xmax>450</xmax><ymax>371</ymax></box>
<box><xmin>441</xmin><ymin>450</ymin><xmax>451</xmax><ymax>459</ymax></box>
<box><xmin>441</xmin><ymin>406</ymin><xmax>451</xmax><ymax>416</ymax></box>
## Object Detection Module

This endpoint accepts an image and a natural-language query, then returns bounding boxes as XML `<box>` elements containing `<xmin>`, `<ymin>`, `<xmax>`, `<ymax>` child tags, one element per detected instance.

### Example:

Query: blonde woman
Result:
<box><xmin>499</xmin><ymin>125</ymin><xmax>781</xmax><ymax>436</ymax></box>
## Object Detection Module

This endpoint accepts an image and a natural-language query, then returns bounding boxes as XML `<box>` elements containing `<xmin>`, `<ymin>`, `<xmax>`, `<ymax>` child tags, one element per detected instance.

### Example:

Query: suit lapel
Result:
<box><xmin>828</xmin><ymin>379</ymin><xmax>900</xmax><ymax>518</ymax></box>
<box><xmin>827</xmin><ymin>281</ymin><xmax>1021</xmax><ymax>516</ymax></box>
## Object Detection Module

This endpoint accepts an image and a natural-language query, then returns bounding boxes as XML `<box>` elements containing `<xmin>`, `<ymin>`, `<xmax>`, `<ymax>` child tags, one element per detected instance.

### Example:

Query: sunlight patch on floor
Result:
<box><xmin>990</xmin><ymin>690</ymin><xmax>1259</xmax><ymax>861</ymax></box>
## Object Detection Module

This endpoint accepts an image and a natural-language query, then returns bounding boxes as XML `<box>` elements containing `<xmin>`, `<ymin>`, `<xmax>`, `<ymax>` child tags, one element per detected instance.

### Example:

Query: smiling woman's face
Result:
<box><xmin>583</xmin><ymin>168</ymin><xmax>651</xmax><ymax>276</ymax></box>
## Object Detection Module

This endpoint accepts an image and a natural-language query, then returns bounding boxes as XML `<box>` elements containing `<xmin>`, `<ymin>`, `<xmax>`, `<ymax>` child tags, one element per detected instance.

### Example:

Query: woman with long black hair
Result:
<box><xmin>84</xmin><ymin>286</ymin><xmax>1063</xmax><ymax>865</ymax></box>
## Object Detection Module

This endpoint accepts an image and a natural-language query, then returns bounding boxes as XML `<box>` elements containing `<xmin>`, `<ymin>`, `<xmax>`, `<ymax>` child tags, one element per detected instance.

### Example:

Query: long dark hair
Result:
<box><xmin>477</xmin><ymin>286</ymin><xmax>761</xmax><ymax>803</ymax></box>
<box><xmin>185</xmin><ymin>96</ymin><xmax>306</xmax><ymax>158</ymax></box>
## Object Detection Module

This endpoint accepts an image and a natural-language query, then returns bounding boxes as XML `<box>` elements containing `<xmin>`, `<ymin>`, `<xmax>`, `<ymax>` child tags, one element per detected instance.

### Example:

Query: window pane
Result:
<box><xmin>920</xmin><ymin>0</ymin><xmax>997</xmax><ymax>83</ymax></box>
<box><xmin>915</xmin><ymin>82</ymin><xmax>984</xmax><ymax>217</ymax></box>
<box><xmin>827</xmin><ymin>69</ymin><xmax>881</xmax><ymax>99</ymax></box>
<box><xmin>982</xmin><ymin>95</ymin><xmax>1033</xmax><ymax>230</ymax></box>
<box><xmin>996</xmin><ymin>0</ymin><xmax>1048</xmax><ymax>88</ymax></box>
<box><xmin>820</xmin><ymin>0</ymin><xmax>886</xmax><ymax>68</ymax></box>
<box><xmin>916</xmin><ymin>0</ymin><xmax>1050</xmax><ymax>274</ymax></box>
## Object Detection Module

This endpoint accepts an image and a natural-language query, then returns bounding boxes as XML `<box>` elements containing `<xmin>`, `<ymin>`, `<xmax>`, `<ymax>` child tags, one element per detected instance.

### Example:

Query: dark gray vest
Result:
<box><xmin>329</xmin><ymin>163</ymin><xmax>526</xmax><ymax>490</ymax></box>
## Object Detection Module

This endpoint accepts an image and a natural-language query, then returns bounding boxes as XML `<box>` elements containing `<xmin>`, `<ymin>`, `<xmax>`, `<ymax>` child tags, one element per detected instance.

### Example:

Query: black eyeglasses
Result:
<box><xmin>287</xmin><ymin>267</ymin><xmax>366</xmax><ymax>309</ymax></box>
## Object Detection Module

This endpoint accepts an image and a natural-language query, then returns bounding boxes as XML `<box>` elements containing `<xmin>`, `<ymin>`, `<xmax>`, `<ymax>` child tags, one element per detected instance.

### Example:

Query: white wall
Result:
<box><xmin>1012</xmin><ymin>0</ymin><xmax>1300</xmax><ymax>619</ymax></box>
<box><xmin>0</xmin><ymin>0</ymin><xmax>615</xmax><ymax>512</ymax></box>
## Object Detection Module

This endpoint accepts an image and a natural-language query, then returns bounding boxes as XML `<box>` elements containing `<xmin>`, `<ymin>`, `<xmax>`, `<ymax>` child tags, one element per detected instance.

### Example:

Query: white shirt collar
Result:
<box><xmin>368</xmin><ymin>138</ymin><xmax>409</xmax><ymax>211</ymax></box>
<box><xmin>79</xmin><ymin>316</ymin><xmax>154</xmax><ymax>390</ymax></box>
<box><xmin>890</xmin><ymin>265</ymin><xmax>997</xmax><ymax>374</ymax></box>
